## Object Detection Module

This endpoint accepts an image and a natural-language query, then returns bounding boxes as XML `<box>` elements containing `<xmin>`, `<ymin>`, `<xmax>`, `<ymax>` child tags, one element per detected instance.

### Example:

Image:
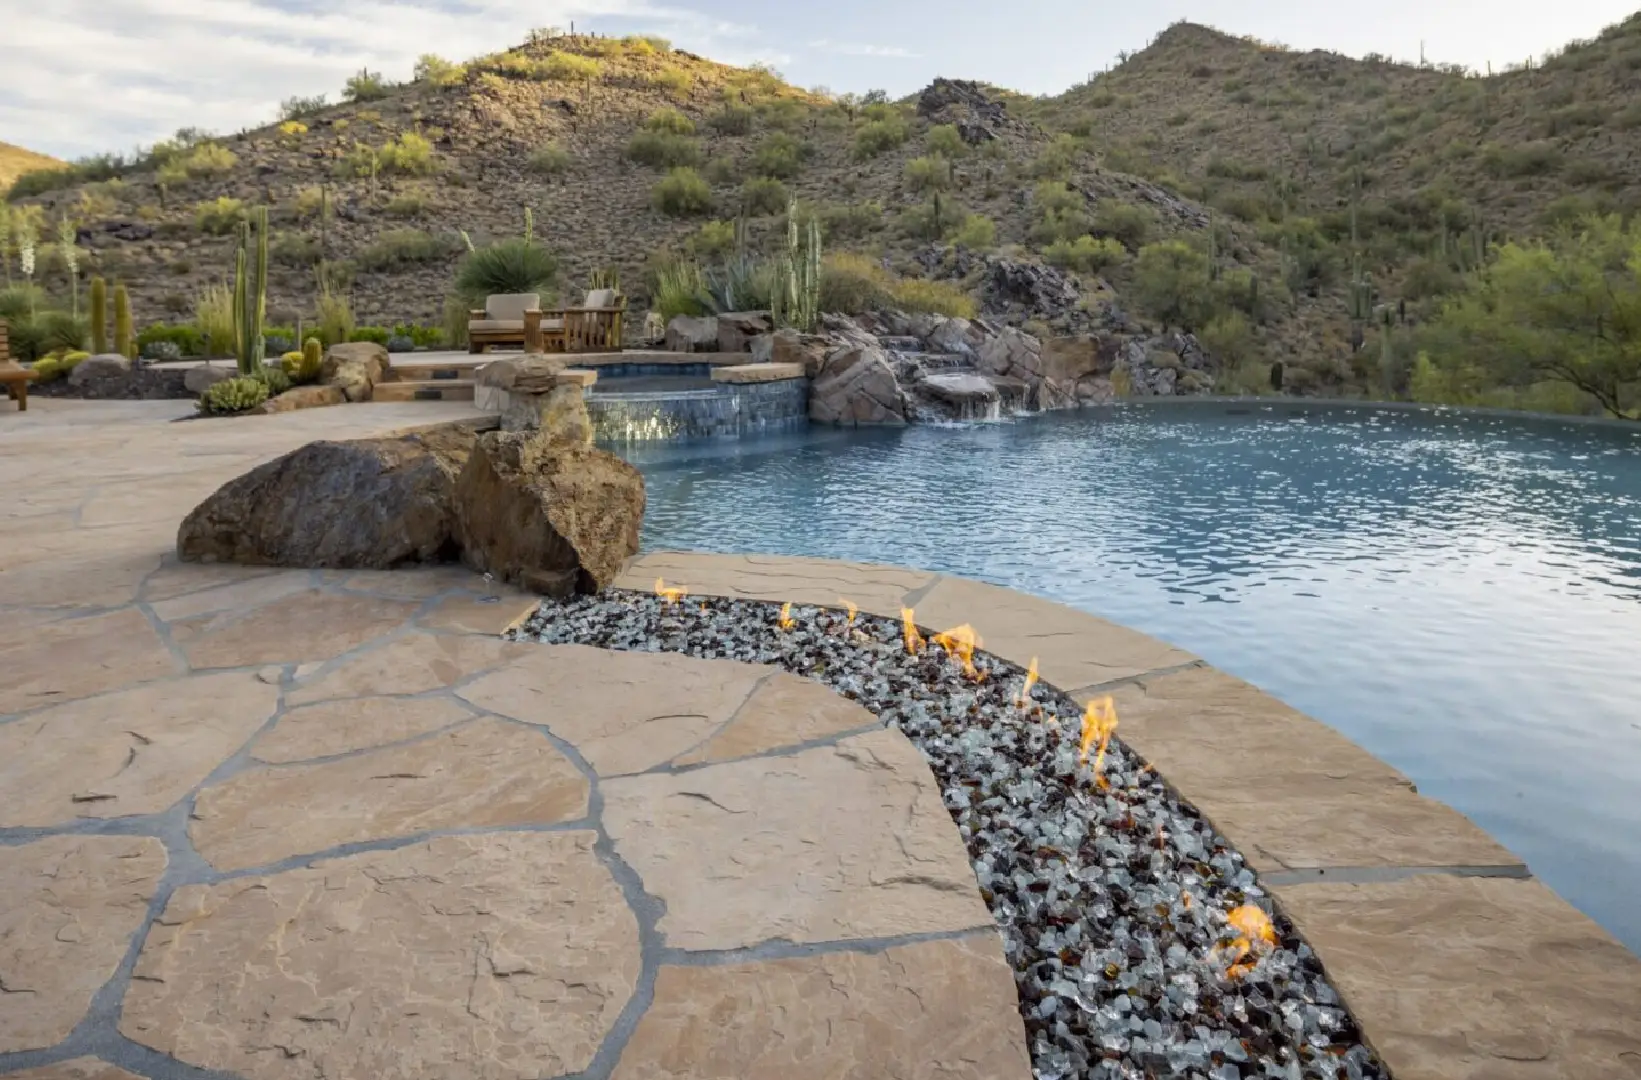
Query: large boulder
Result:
<box><xmin>176</xmin><ymin>426</ymin><xmax>476</xmax><ymax>567</ymax></box>
<box><xmin>751</xmin><ymin>328</ymin><xmax>831</xmax><ymax>377</ymax></box>
<box><xmin>184</xmin><ymin>364</ymin><xmax>233</xmax><ymax>395</ymax></box>
<box><xmin>475</xmin><ymin>355</ymin><xmax>565</xmax><ymax>393</ymax></box>
<box><xmin>453</xmin><ymin>431</ymin><xmax>644</xmax><ymax>598</ymax></box>
<box><xmin>664</xmin><ymin>315</ymin><xmax>719</xmax><ymax>353</ymax></box>
<box><xmin>68</xmin><ymin>353</ymin><xmax>132</xmax><ymax>386</ymax></box>
<box><xmin>809</xmin><ymin>346</ymin><xmax>908</xmax><ymax>426</ymax></box>
<box><xmin>320</xmin><ymin>341</ymin><xmax>391</xmax><ymax>402</ymax></box>
<box><xmin>256</xmin><ymin>384</ymin><xmax>347</xmax><ymax>414</ymax></box>
<box><xmin>717</xmin><ymin>311</ymin><xmax>772</xmax><ymax>354</ymax></box>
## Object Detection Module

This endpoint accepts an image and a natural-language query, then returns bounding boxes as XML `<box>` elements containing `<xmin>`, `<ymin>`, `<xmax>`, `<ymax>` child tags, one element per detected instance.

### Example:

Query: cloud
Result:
<box><xmin>808</xmin><ymin>39</ymin><xmax>920</xmax><ymax>59</ymax></box>
<box><xmin>0</xmin><ymin>0</ymin><xmax>760</xmax><ymax>159</ymax></box>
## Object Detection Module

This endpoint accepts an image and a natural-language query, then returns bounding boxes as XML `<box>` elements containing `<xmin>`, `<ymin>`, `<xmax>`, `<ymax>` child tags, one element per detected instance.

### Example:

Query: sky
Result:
<box><xmin>3</xmin><ymin>0</ymin><xmax>1638</xmax><ymax>161</ymax></box>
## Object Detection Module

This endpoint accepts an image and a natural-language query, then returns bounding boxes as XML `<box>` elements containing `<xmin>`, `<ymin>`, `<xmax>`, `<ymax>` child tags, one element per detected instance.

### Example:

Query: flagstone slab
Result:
<box><xmin>601</xmin><ymin>728</ymin><xmax>990</xmax><ymax>951</ymax></box>
<box><xmin>284</xmin><ymin>632</ymin><xmax>531</xmax><ymax>705</ymax></box>
<box><xmin>169</xmin><ymin>590</ymin><xmax>419</xmax><ymax>669</ymax></box>
<box><xmin>120</xmin><ymin>832</ymin><xmax>638</xmax><ymax>1080</ymax></box>
<box><xmin>326</xmin><ymin>565</ymin><xmax>488</xmax><ymax>600</ymax></box>
<box><xmin>146</xmin><ymin>569</ymin><xmax>316</xmax><ymax>623</ymax></box>
<box><xmin>0</xmin><ymin>672</ymin><xmax>278</xmax><ymax>828</ymax></box>
<box><xmin>457</xmin><ymin>645</ymin><xmax>769</xmax><ymax>776</ymax></box>
<box><xmin>251</xmin><ymin>694</ymin><xmax>475</xmax><ymax>763</ymax></box>
<box><xmin>417</xmin><ymin>591</ymin><xmax>543</xmax><ymax>636</ymax></box>
<box><xmin>191</xmin><ymin>718</ymin><xmax>589</xmax><ymax>871</ymax></box>
<box><xmin>911</xmin><ymin>575</ymin><xmax>1196</xmax><ymax>690</ymax></box>
<box><xmin>0</xmin><ymin>607</ymin><xmax>180</xmax><ymax>715</ymax></box>
<box><xmin>672</xmin><ymin>670</ymin><xmax>877</xmax><ymax>767</ymax></box>
<box><xmin>0</xmin><ymin>836</ymin><xmax>168</xmax><ymax>1053</ymax></box>
<box><xmin>0</xmin><ymin>1059</ymin><xmax>144</xmax><ymax>1080</ymax></box>
<box><xmin>1104</xmin><ymin>667</ymin><xmax>1522</xmax><ymax>872</ymax></box>
<box><xmin>617</xmin><ymin>551</ymin><xmax>936</xmax><ymax>618</ymax></box>
<box><xmin>139</xmin><ymin>560</ymin><xmax>287</xmax><ymax>602</ymax></box>
<box><xmin>1271</xmin><ymin>874</ymin><xmax>1641</xmax><ymax>1080</ymax></box>
<box><xmin>612</xmin><ymin>935</ymin><xmax>1032</xmax><ymax>1080</ymax></box>
<box><xmin>0</xmin><ymin>548</ymin><xmax>163</xmax><ymax>609</ymax></box>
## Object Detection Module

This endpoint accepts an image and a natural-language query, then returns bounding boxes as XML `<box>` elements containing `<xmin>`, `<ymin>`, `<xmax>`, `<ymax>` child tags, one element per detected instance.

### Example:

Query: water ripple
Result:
<box><xmin>622</xmin><ymin>402</ymin><xmax>1641</xmax><ymax>957</ymax></box>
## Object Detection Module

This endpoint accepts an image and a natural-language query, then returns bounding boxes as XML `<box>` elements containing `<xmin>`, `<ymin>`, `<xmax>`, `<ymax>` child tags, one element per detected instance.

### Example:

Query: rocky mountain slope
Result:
<box><xmin>0</xmin><ymin>140</ymin><xmax>61</xmax><ymax>192</ymax></box>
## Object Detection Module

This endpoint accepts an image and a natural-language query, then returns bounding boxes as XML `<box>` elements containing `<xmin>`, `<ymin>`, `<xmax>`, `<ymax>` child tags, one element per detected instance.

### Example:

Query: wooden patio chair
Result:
<box><xmin>467</xmin><ymin>294</ymin><xmax>565</xmax><ymax>354</ymax></box>
<box><xmin>0</xmin><ymin>319</ymin><xmax>37</xmax><ymax>412</ymax></box>
<box><xmin>548</xmin><ymin>288</ymin><xmax>626</xmax><ymax>354</ymax></box>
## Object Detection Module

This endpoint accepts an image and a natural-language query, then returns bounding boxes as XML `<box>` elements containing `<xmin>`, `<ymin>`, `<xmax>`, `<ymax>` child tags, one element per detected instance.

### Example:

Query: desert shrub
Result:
<box><xmin>650</xmin><ymin>67</ymin><xmax>692</xmax><ymax>97</ymax></box>
<box><xmin>904</xmin><ymin>155</ymin><xmax>952</xmax><ymax>193</ymax></box>
<box><xmin>141</xmin><ymin>339</ymin><xmax>183</xmax><ymax>362</ymax></box>
<box><xmin>626</xmin><ymin>130</ymin><xmax>703</xmax><ymax>169</ymax></box>
<box><xmin>414</xmin><ymin>54</ymin><xmax>467</xmax><ymax>87</ymax></box>
<box><xmin>384</xmin><ymin>192</ymin><xmax>426</xmax><ymax>218</ymax></box>
<box><xmin>354</xmin><ymin>228</ymin><xmax>458</xmax><ymax>271</ymax></box>
<box><xmin>335</xmin><ymin>142</ymin><xmax>381</xmax><ymax>179</ymax></box>
<box><xmin>812</xmin><ymin>200</ymin><xmax>883</xmax><ymax>241</ymax></box>
<box><xmin>818</xmin><ymin>253</ymin><xmax>893</xmax><ymax>314</ymax></box>
<box><xmin>902</xmin><ymin>196</ymin><xmax>975</xmax><ymax>242</ymax></box>
<box><xmin>292</xmin><ymin>186</ymin><xmax>327</xmax><ymax>219</ymax></box>
<box><xmin>528</xmin><ymin>142</ymin><xmax>573</xmax><ymax>174</ymax></box>
<box><xmin>652</xmin><ymin>168</ymin><xmax>713</xmax><ymax>217</ymax></box>
<box><xmin>393</xmin><ymin>322</ymin><xmax>444</xmax><ymax>347</ymax></box>
<box><xmin>270</xmin><ymin>233</ymin><xmax>322</xmax><ymax>266</ymax></box>
<box><xmin>740</xmin><ymin>177</ymin><xmax>789</xmax><ymax>216</ymax></box>
<box><xmin>1132</xmin><ymin>240</ymin><xmax>1215</xmax><ymax>330</ymax></box>
<box><xmin>707</xmin><ymin>104</ymin><xmax>755</xmax><ymax>135</ymax></box>
<box><xmin>342</xmin><ymin>68</ymin><xmax>390</xmax><ymax>102</ymax></box>
<box><xmin>624</xmin><ymin>34</ymin><xmax>672</xmax><ymax>53</ymax></box>
<box><xmin>1092</xmin><ymin>200</ymin><xmax>1155</xmax><ymax>249</ymax></box>
<box><xmin>688</xmin><ymin>220</ymin><xmax>738</xmax><ymax>258</ymax></box>
<box><xmin>645</xmin><ymin>107</ymin><xmax>696</xmax><ymax>135</ymax></box>
<box><xmin>379</xmin><ymin>133</ymin><xmax>435</xmax><ymax>175</ymax></box>
<box><xmin>1030</xmin><ymin>182</ymin><xmax>1092</xmax><ymax>245</ymax></box>
<box><xmin>1033</xmin><ymin>134</ymin><xmax>1083</xmax><ymax>179</ymax></box>
<box><xmin>1400</xmin><ymin>256</ymin><xmax>1461</xmax><ymax>301</ymax></box>
<box><xmin>926</xmin><ymin>124</ymin><xmax>967</xmax><ymax>158</ymax></box>
<box><xmin>702</xmin><ymin>158</ymin><xmax>739</xmax><ymax>186</ymax></box>
<box><xmin>853</xmin><ymin>118</ymin><xmax>909</xmax><ymax>159</ymax></box>
<box><xmin>279</xmin><ymin>94</ymin><xmax>328</xmax><ymax>120</ymax></box>
<box><xmin>349</xmin><ymin>326</ymin><xmax>390</xmax><ymax>344</ymax></box>
<box><xmin>453</xmin><ymin>237</ymin><xmax>559</xmax><ymax>300</ymax></box>
<box><xmin>194</xmin><ymin>284</ymin><xmax>235</xmax><ymax>356</ymax></box>
<box><xmin>442</xmin><ymin>295</ymin><xmax>469</xmax><ymax>348</ymax></box>
<box><xmin>194</xmin><ymin>196</ymin><xmax>247</xmax><ymax>235</ymax></box>
<box><xmin>1481</xmin><ymin>141</ymin><xmax>1560</xmax><ymax>178</ymax></box>
<box><xmin>1198</xmin><ymin>310</ymin><xmax>1258</xmax><ymax>371</ymax></box>
<box><xmin>257</xmin><ymin>365</ymin><xmax>293</xmax><ymax>395</ymax></box>
<box><xmin>182</xmin><ymin>143</ymin><xmax>237</xmax><ymax>178</ymax></box>
<box><xmin>751</xmin><ymin>133</ymin><xmax>808</xmax><ymax>178</ymax></box>
<box><xmin>278</xmin><ymin>120</ymin><xmax>307</xmax><ymax>139</ymax></box>
<box><xmin>10</xmin><ymin>313</ymin><xmax>88</xmax><ymax>361</ymax></box>
<box><xmin>652</xmin><ymin>258</ymin><xmax>710</xmax><ymax>320</ymax></box>
<box><xmin>137</xmin><ymin>322</ymin><xmax>204</xmax><ymax>357</ymax></box>
<box><xmin>1043</xmin><ymin>234</ymin><xmax>1127</xmax><ymax>272</ymax></box>
<box><xmin>541</xmin><ymin>52</ymin><xmax>600</xmax><ymax>81</ymax></box>
<box><xmin>891</xmin><ymin>278</ymin><xmax>977</xmax><ymax>318</ymax></box>
<box><xmin>952</xmin><ymin>214</ymin><xmax>997</xmax><ymax>249</ymax></box>
<box><xmin>198</xmin><ymin>375</ymin><xmax>269</xmax><ymax>415</ymax></box>
<box><xmin>1205</xmin><ymin>157</ymin><xmax>1270</xmax><ymax>182</ymax></box>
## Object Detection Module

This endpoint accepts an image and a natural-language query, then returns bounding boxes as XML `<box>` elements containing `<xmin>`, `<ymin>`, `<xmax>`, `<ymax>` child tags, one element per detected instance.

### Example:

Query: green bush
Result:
<box><xmin>1133</xmin><ymin>240</ymin><xmax>1215</xmax><ymax>330</ymax></box>
<box><xmin>414</xmin><ymin>54</ymin><xmax>467</xmax><ymax>87</ymax></box>
<box><xmin>9</xmin><ymin>312</ymin><xmax>88</xmax><ymax>362</ymax></box>
<box><xmin>137</xmin><ymin>322</ymin><xmax>205</xmax><ymax>357</ymax></box>
<box><xmin>926</xmin><ymin>124</ymin><xmax>967</xmax><ymax>158</ymax></box>
<box><xmin>707</xmin><ymin>104</ymin><xmax>755</xmax><ymax>135</ymax></box>
<box><xmin>688</xmin><ymin>220</ymin><xmax>738</xmax><ymax>258</ymax></box>
<box><xmin>890</xmin><ymin>278</ymin><xmax>977</xmax><ymax>318</ymax></box>
<box><xmin>257</xmin><ymin>365</ymin><xmax>293</xmax><ymax>395</ymax></box>
<box><xmin>626</xmin><ymin>130</ymin><xmax>703</xmax><ymax>169</ymax></box>
<box><xmin>348</xmin><ymin>326</ymin><xmax>390</xmax><ymax>344</ymax></box>
<box><xmin>379</xmin><ymin>133</ymin><xmax>435</xmax><ymax>175</ymax></box>
<box><xmin>1043</xmin><ymin>234</ymin><xmax>1127</xmax><ymax>272</ymax></box>
<box><xmin>1092</xmin><ymin>201</ymin><xmax>1155</xmax><ymax>249</ymax></box>
<box><xmin>652</xmin><ymin>168</ymin><xmax>713</xmax><ymax>217</ymax></box>
<box><xmin>1481</xmin><ymin>141</ymin><xmax>1560</xmax><ymax>178</ymax></box>
<box><xmin>198</xmin><ymin>375</ymin><xmax>270</xmax><ymax>415</ymax></box>
<box><xmin>335</xmin><ymin>142</ymin><xmax>381</xmax><ymax>179</ymax></box>
<box><xmin>703</xmin><ymin>158</ymin><xmax>739</xmax><ymax>186</ymax></box>
<box><xmin>904</xmin><ymin>155</ymin><xmax>952</xmax><ymax>193</ymax></box>
<box><xmin>652</xmin><ymin>259</ymin><xmax>710</xmax><ymax>320</ymax></box>
<box><xmin>279</xmin><ymin>94</ymin><xmax>328</xmax><ymax>120</ymax></box>
<box><xmin>384</xmin><ymin>192</ymin><xmax>426</xmax><ymax>218</ymax></box>
<box><xmin>342</xmin><ymin>68</ymin><xmax>390</xmax><ymax>102</ymax></box>
<box><xmin>195</xmin><ymin>197</ymin><xmax>247</xmax><ymax>235</ymax></box>
<box><xmin>952</xmin><ymin>214</ymin><xmax>997</xmax><ymax>250</ymax></box>
<box><xmin>812</xmin><ymin>201</ymin><xmax>883</xmax><ymax>241</ymax></box>
<box><xmin>541</xmin><ymin>53</ymin><xmax>601</xmax><ymax>81</ymax></box>
<box><xmin>353</xmin><ymin>228</ymin><xmax>458</xmax><ymax>271</ymax></box>
<box><xmin>751</xmin><ymin>133</ymin><xmax>808</xmax><ymax>178</ymax></box>
<box><xmin>528</xmin><ymin>143</ymin><xmax>572</xmax><ymax>174</ymax></box>
<box><xmin>818</xmin><ymin>253</ymin><xmax>893</xmax><ymax>314</ymax></box>
<box><xmin>644</xmin><ymin>107</ymin><xmax>696</xmax><ymax>135</ymax></box>
<box><xmin>854</xmin><ymin>118</ymin><xmax>909</xmax><ymax>159</ymax></box>
<box><xmin>740</xmin><ymin>177</ymin><xmax>789</xmax><ymax>216</ymax></box>
<box><xmin>453</xmin><ymin>237</ymin><xmax>559</xmax><ymax>300</ymax></box>
<box><xmin>1198</xmin><ymin>311</ymin><xmax>1259</xmax><ymax>372</ymax></box>
<box><xmin>270</xmin><ymin>233</ymin><xmax>322</xmax><ymax>266</ymax></box>
<box><xmin>1033</xmin><ymin>134</ymin><xmax>1083</xmax><ymax>179</ymax></box>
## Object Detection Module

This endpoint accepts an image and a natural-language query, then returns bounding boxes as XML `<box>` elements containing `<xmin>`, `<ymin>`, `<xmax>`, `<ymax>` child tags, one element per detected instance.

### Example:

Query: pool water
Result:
<box><xmin>621</xmin><ymin>401</ymin><xmax>1641</xmax><ymax>956</ymax></box>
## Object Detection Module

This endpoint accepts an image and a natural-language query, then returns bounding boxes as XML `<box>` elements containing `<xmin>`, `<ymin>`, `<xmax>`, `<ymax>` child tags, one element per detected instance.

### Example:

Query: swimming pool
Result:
<box><xmin>620</xmin><ymin>400</ymin><xmax>1641</xmax><ymax>956</ymax></box>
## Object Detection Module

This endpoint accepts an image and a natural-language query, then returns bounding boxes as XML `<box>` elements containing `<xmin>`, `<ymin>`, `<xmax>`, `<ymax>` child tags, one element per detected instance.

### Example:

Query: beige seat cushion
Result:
<box><xmin>484</xmin><ymin>293</ymin><xmax>541</xmax><ymax>321</ymax></box>
<box><xmin>582</xmin><ymin>288</ymin><xmax>618</xmax><ymax>309</ymax></box>
<box><xmin>542</xmin><ymin>318</ymin><xmax>565</xmax><ymax>330</ymax></box>
<box><xmin>468</xmin><ymin>320</ymin><xmax>526</xmax><ymax>333</ymax></box>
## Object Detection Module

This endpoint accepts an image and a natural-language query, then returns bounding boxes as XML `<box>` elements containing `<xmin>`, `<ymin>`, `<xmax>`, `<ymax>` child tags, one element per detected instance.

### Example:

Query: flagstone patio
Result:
<box><xmin>2</xmin><ymin>399</ymin><xmax>1639</xmax><ymax>1080</ymax></box>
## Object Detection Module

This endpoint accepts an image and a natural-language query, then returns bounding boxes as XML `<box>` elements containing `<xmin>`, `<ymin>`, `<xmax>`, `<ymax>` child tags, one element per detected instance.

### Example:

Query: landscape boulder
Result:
<box><xmin>256</xmin><ymin>384</ymin><xmax>347</xmax><ymax>414</ymax></box>
<box><xmin>717</xmin><ymin>311</ymin><xmax>772</xmax><ymax>354</ymax></box>
<box><xmin>751</xmin><ymin>328</ymin><xmax>831</xmax><ymax>377</ymax></box>
<box><xmin>175</xmin><ymin>426</ymin><xmax>476</xmax><ymax>568</ymax></box>
<box><xmin>453</xmin><ymin>430</ymin><xmax>644</xmax><ymax>598</ymax></box>
<box><xmin>68</xmin><ymin>354</ymin><xmax>132</xmax><ymax>386</ymax></box>
<box><xmin>664</xmin><ymin>315</ymin><xmax>719</xmax><ymax>353</ymax></box>
<box><xmin>809</xmin><ymin>346</ymin><xmax>908</xmax><ymax>426</ymax></box>
<box><xmin>320</xmin><ymin>341</ymin><xmax>391</xmax><ymax>402</ymax></box>
<box><xmin>184</xmin><ymin>364</ymin><xmax>233</xmax><ymax>395</ymax></box>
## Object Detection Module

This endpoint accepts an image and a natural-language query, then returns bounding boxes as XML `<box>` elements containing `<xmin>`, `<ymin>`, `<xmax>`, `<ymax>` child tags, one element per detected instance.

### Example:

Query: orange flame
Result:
<box><xmin>931</xmin><ymin>623</ymin><xmax>984</xmax><ymax>680</ymax></box>
<box><xmin>1014</xmin><ymin>657</ymin><xmax>1040</xmax><ymax>708</ymax></box>
<box><xmin>654</xmin><ymin>577</ymin><xmax>687</xmax><ymax>605</ymax></box>
<box><xmin>778</xmin><ymin>602</ymin><xmax>795</xmax><ymax>630</ymax></box>
<box><xmin>839</xmin><ymin>598</ymin><xmax>858</xmax><ymax>626</ymax></box>
<box><xmin>1078</xmin><ymin>696</ymin><xmax>1119</xmax><ymax>787</ymax></box>
<box><xmin>1221</xmin><ymin>904</ymin><xmax>1277</xmax><ymax>979</ymax></box>
<box><xmin>900</xmin><ymin>608</ymin><xmax>924</xmax><ymax>653</ymax></box>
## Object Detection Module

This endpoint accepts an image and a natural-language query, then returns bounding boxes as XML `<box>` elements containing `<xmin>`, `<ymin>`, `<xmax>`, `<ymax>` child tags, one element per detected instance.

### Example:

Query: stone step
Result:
<box><xmin>879</xmin><ymin>336</ymin><xmax>925</xmax><ymax>352</ymax></box>
<box><xmin>383</xmin><ymin>360</ymin><xmax>487</xmax><ymax>382</ymax></box>
<box><xmin>712</xmin><ymin>362</ymin><xmax>806</xmax><ymax>385</ymax></box>
<box><xmin>372</xmin><ymin>379</ymin><xmax>476</xmax><ymax>403</ymax></box>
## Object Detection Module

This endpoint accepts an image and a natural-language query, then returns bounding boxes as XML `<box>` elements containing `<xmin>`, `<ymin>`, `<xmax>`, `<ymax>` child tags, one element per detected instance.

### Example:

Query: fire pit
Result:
<box><xmin>513</xmin><ymin>587</ymin><xmax>1388</xmax><ymax>1080</ymax></box>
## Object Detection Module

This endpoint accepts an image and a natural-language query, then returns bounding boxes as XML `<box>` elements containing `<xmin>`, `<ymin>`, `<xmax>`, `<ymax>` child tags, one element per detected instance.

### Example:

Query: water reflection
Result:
<box><xmin>625</xmin><ymin>402</ymin><xmax>1641</xmax><ymax>956</ymax></box>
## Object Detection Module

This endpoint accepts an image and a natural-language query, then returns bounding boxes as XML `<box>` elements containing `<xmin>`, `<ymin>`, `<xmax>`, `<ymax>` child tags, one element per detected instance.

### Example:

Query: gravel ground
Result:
<box><xmin>515</xmin><ymin>590</ymin><xmax>1388</xmax><ymax>1080</ymax></box>
<box><xmin>31</xmin><ymin>366</ymin><xmax>192</xmax><ymax>400</ymax></box>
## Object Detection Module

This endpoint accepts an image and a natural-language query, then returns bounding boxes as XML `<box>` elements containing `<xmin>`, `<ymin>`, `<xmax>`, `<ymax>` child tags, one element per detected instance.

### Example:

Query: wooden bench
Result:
<box><xmin>0</xmin><ymin>319</ymin><xmax>37</xmax><ymax>412</ymax></box>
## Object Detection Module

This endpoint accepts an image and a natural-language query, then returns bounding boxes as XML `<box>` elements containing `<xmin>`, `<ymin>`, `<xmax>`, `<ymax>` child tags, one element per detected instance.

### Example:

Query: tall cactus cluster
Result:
<box><xmin>769</xmin><ymin>200</ymin><xmax>821</xmax><ymax>333</ymax></box>
<box><xmin>113</xmin><ymin>283</ymin><xmax>134</xmax><ymax>358</ymax></box>
<box><xmin>232</xmin><ymin>205</ymin><xmax>271</xmax><ymax>376</ymax></box>
<box><xmin>89</xmin><ymin>277</ymin><xmax>108</xmax><ymax>354</ymax></box>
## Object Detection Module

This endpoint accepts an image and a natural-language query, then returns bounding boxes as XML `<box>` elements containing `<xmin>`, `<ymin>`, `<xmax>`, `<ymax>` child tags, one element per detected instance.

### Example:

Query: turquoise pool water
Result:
<box><xmin>620</xmin><ymin>401</ymin><xmax>1641</xmax><ymax>956</ymax></box>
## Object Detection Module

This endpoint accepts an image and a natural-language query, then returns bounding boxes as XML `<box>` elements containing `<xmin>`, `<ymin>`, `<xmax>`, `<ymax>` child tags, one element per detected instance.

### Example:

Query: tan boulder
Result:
<box><xmin>67</xmin><ymin>353</ymin><xmax>132</xmax><ymax>386</ymax></box>
<box><xmin>255</xmin><ymin>384</ymin><xmax>346</xmax><ymax>413</ymax></box>
<box><xmin>176</xmin><ymin>427</ymin><xmax>475</xmax><ymax>568</ymax></box>
<box><xmin>320</xmin><ymin>341</ymin><xmax>390</xmax><ymax>402</ymax></box>
<box><xmin>664</xmin><ymin>315</ymin><xmax>720</xmax><ymax>352</ymax></box>
<box><xmin>475</xmin><ymin>355</ymin><xmax>565</xmax><ymax>393</ymax></box>
<box><xmin>453</xmin><ymin>430</ymin><xmax>644</xmax><ymax>598</ymax></box>
<box><xmin>717</xmin><ymin>310</ymin><xmax>772</xmax><ymax>354</ymax></box>
<box><xmin>809</xmin><ymin>346</ymin><xmax>908</xmax><ymax>426</ymax></box>
<box><xmin>753</xmin><ymin>327</ymin><xmax>830</xmax><ymax>377</ymax></box>
<box><xmin>183</xmin><ymin>364</ymin><xmax>233</xmax><ymax>395</ymax></box>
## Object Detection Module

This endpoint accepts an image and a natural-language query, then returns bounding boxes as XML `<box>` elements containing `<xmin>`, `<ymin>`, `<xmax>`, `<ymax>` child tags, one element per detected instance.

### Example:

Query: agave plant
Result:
<box><xmin>454</xmin><ymin>237</ymin><xmax>558</xmax><ymax>301</ymax></box>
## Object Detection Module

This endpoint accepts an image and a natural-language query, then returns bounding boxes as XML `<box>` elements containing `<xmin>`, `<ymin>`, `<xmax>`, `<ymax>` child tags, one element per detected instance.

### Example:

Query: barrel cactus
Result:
<box><xmin>198</xmin><ymin>375</ymin><xmax>271</xmax><ymax>415</ymax></box>
<box><xmin>259</xmin><ymin>365</ymin><xmax>293</xmax><ymax>395</ymax></box>
<box><xmin>282</xmin><ymin>337</ymin><xmax>324</xmax><ymax>383</ymax></box>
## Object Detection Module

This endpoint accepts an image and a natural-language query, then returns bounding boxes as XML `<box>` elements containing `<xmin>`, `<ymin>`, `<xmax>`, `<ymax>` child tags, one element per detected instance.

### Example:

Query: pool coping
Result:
<box><xmin>613</xmin><ymin>549</ymin><xmax>1641</xmax><ymax>1080</ymax></box>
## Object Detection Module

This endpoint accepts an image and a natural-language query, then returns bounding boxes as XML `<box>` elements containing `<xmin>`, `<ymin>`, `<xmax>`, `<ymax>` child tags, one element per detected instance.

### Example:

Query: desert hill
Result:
<box><xmin>0</xmin><ymin>140</ymin><xmax>62</xmax><ymax>193</ymax></box>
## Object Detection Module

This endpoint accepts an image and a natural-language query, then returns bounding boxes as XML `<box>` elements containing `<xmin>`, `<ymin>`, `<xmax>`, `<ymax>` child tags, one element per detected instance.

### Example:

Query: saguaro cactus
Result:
<box><xmin>89</xmin><ymin>276</ymin><xmax>108</xmax><ymax>354</ymax></box>
<box><xmin>232</xmin><ymin>205</ymin><xmax>270</xmax><ymax>375</ymax></box>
